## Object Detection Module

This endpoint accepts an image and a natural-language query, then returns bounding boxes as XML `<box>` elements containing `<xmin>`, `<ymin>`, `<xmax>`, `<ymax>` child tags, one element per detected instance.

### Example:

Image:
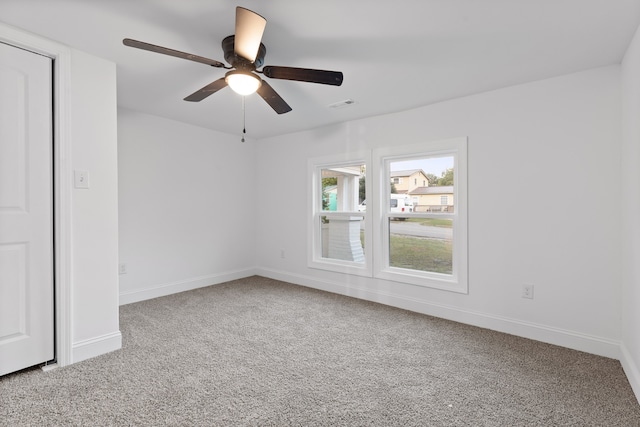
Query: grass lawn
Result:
<box><xmin>389</xmin><ymin>235</ymin><xmax>452</xmax><ymax>274</ymax></box>
<box><xmin>359</xmin><ymin>225</ymin><xmax>452</xmax><ymax>274</ymax></box>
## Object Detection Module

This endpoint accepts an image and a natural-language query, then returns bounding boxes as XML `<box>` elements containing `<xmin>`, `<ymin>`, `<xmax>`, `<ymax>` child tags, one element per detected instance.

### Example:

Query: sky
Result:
<box><xmin>390</xmin><ymin>155</ymin><xmax>454</xmax><ymax>177</ymax></box>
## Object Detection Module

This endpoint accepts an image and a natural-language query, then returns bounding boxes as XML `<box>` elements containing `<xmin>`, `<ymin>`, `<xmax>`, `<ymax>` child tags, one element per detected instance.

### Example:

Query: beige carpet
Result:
<box><xmin>1</xmin><ymin>276</ymin><xmax>639</xmax><ymax>426</ymax></box>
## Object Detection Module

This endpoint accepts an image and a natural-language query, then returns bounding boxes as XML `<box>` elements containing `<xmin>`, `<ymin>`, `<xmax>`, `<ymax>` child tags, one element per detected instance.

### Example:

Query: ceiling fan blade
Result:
<box><xmin>184</xmin><ymin>78</ymin><xmax>228</xmax><ymax>102</ymax></box>
<box><xmin>123</xmin><ymin>38</ymin><xmax>226</xmax><ymax>68</ymax></box>
<box><xmin>234</xmin><ymin>7</ymin><xmax>267</xmax><ymax>62</ymax></box>
<box><xmin>262</xmin><ymin>66</ymin><xmax>343</xmax><ymax>86</ymax></box>
<box><xmin>257</xmin><ymin>80</ymin><xmax>292</xmax><ymax>114</ymax></box>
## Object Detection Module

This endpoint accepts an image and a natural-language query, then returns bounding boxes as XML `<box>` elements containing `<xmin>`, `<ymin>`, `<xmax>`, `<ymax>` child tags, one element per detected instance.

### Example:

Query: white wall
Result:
<box><xmin>621</xmin><ymin>24</ymin><xmax>640</xmax><ymax>401</ymax></box>
<box><xmin>255</xmin><ymin>66</ymin><xmax>623</xmax><ymax>358</ymax></box>
<box><xmin>117</xmin><ymin>109</ymin><xmax>257</xmax><ymax>304</ymax></box>
<box><xmin>69</xmin><ymin>50</ymin><xmax>121</xmax><ymax>362</ymax></box>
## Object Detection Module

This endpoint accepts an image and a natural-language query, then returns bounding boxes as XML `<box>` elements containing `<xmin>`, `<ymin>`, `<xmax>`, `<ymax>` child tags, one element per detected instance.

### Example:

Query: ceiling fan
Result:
<box><xmin>123</xmin><ymin>6</ymin><xmax>344</xmax><ymax>115</ymax></box>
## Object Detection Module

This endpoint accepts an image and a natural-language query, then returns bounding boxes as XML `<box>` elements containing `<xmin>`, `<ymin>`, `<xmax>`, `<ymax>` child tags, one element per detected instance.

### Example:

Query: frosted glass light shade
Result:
<box><xmin>225</xmin><ymin>71</ymin><xmax>261</xmax><ymax>96</ymax></box>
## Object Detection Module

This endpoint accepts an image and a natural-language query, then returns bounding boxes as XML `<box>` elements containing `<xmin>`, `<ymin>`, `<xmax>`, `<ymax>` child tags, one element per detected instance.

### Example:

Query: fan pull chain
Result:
<box><xmin>241</xmin><ymin>96</ymin><xmax>246</xmax><ymax>143</ymax></box>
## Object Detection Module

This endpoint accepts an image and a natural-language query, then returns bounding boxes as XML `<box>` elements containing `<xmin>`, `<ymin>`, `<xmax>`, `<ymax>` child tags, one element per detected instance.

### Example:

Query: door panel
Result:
<box><xmin>0</xmin><ymin>243</ymin><xmax>27</xmax><ymax>338</ymax></box>
<box><xmin>0</xmin><ymin>42</ymin><xmax>54</xmax><ymax>376</ymax></box>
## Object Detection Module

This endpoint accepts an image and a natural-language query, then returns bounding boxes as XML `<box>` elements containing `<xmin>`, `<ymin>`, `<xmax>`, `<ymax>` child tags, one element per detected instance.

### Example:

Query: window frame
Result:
<box><xmin>307</xmin><ymin>152</ymin><xmax>372</xmax><ymax>277</ymax></box>
<box><xmin>372</xmin><ymin>137</ymin><xmax>468</xmax><ymax>293</ymax></box>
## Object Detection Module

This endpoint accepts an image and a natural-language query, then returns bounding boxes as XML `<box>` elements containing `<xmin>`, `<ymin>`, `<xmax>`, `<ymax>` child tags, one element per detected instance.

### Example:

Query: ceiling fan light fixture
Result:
<box><xmin>225</xmin><ymin>70</ymin><xmax>262</xmax><ymax>96</ymax></box>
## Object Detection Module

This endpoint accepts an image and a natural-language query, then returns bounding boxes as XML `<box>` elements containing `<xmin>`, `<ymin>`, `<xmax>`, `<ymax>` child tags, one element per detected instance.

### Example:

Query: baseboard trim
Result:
<box><xmin>119</xmin><ymin>268</ymin><xmax>258</xmax><ymax>305</ymax></box>
<box><xmin>71</xmin><ymin>331</ymin><xmax>122</xmax><ymax>364</ymax></box>
<box><xmin>256</xmin><ymin>267</ymin><xmax>621</xmax><ymax>359</ymax></box>
<box><xmin>620</xmin><ymin>343</ymin><xmax>640</xmax><ymax>404</ymax></box>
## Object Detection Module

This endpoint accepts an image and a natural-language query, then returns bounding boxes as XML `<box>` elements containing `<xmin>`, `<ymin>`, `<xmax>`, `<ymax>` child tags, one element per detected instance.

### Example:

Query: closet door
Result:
<box><xmin>0</xmin><ymin>42</ymin><xmax>54</xmax><ymax>376</ymax></box>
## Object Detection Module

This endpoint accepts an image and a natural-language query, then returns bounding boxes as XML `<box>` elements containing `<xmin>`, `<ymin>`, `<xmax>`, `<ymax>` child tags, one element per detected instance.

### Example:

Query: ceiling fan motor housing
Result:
<box><xmin>222</xmin><ymin>35</ymin><xmax>266</xmax><ymax>69</ymax></box>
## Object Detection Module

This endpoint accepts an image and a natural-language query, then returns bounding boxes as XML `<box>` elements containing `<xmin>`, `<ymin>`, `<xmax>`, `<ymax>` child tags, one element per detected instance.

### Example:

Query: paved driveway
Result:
<box><xmin>389</xmin><ymin>221</ymin><xmax>452</xmax><ymax>240</ymax></box>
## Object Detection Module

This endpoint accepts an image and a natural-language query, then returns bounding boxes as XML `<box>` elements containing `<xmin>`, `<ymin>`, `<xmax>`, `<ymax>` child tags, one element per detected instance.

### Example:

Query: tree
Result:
<box><xmin>426</xmin><ymin>173</ymin><xmax>439</xmax><ymax>186</ymax></box>
<box><xmin>437</xmin><ymin>168</ymin><xmax>454</xmax><ymax>186</ymax></box>
<box><xmin>322</xmin><ymin>177</ymin><xmax>337</xmax><ymax>189</ymax></box>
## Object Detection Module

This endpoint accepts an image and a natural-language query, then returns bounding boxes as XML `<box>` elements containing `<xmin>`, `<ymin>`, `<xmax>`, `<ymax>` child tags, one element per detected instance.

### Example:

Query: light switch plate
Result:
<box><xmin>74</xmin><ymin>170</ymin><xmax>89</xmax><ymax>189</ymax></box>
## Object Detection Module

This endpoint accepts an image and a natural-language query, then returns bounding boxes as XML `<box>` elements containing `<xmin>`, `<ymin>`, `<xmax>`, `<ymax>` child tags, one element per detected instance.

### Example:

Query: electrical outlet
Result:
<box><xmin>119</xmin><ymin>263</ymin><xmax>127</xmax><ymax>275</ymax></box>
<box><xmin>522</xmin><ymin>284</ymin><xmax>534</xmax><ymax>299</ymax></box>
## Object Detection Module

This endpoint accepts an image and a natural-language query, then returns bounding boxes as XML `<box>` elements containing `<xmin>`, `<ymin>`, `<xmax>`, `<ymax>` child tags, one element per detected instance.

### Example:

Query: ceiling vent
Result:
<box><xmin>328</xmin><ymin>99</ymin><xmax>356</xmax><ymax>109</ymax></box>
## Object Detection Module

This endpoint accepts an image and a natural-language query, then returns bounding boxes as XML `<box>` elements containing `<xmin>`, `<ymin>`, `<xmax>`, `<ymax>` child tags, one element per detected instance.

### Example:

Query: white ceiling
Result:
<box><xmin>1</xmin><ymin>1</ymin><xmax>639</xmax><ymax>140</ymax></box>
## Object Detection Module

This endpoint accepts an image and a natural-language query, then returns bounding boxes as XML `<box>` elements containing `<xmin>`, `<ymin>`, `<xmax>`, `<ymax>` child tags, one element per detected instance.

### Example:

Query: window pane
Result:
<box><xmin>320</xmin><ymin>215</ymin><xmax>365</xmax><ymax>263</ymax></box>
<box><xmin>321</xmin><ymin>164</ymin><xmax>365</xmax><ymax>212</ymax></box>
<box><xmin>388</xmin><ymin>218</ymin><xmax>453</xmax><ymax>274</ymax></box>
<box><xmin>389</xmin><ymin>156</ymin><xmax>454</xmax><ymax>213</ymax></box>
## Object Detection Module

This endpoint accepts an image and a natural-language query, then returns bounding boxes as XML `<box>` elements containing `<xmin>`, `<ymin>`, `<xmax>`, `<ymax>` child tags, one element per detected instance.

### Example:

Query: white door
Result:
<box><xmin>0</xmin><ymin>42</ymin><xmax>54</xmax><ymax>376</ymax></box>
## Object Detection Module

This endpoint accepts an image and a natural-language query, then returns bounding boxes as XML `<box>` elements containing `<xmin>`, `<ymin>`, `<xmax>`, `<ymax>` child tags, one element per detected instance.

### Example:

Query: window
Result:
<box><xmin>308</xmin><ymin>154</ymin><xmax>371</xmax><ymax>276</ymax></box>
<box><xmin>386</xmin><ymin>157</ymin><xmax>453</xmax><ymax>274</ymax></box>
<box><xmin>309</xmin><ymin>138</ymin><xmax>467</xmax><ymax>293</ymax></box>
<box><xmin>375</xmin><ymin>137</ymin><xmax>467</xmax><ymax>292</ymax></box>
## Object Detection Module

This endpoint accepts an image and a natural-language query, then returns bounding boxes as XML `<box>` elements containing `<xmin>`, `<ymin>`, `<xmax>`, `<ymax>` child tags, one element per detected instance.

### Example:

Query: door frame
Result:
<box><xmin>0</xmin><ymin>23</ymin><xmax>72</xmax><ymax>367</ymax></box>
